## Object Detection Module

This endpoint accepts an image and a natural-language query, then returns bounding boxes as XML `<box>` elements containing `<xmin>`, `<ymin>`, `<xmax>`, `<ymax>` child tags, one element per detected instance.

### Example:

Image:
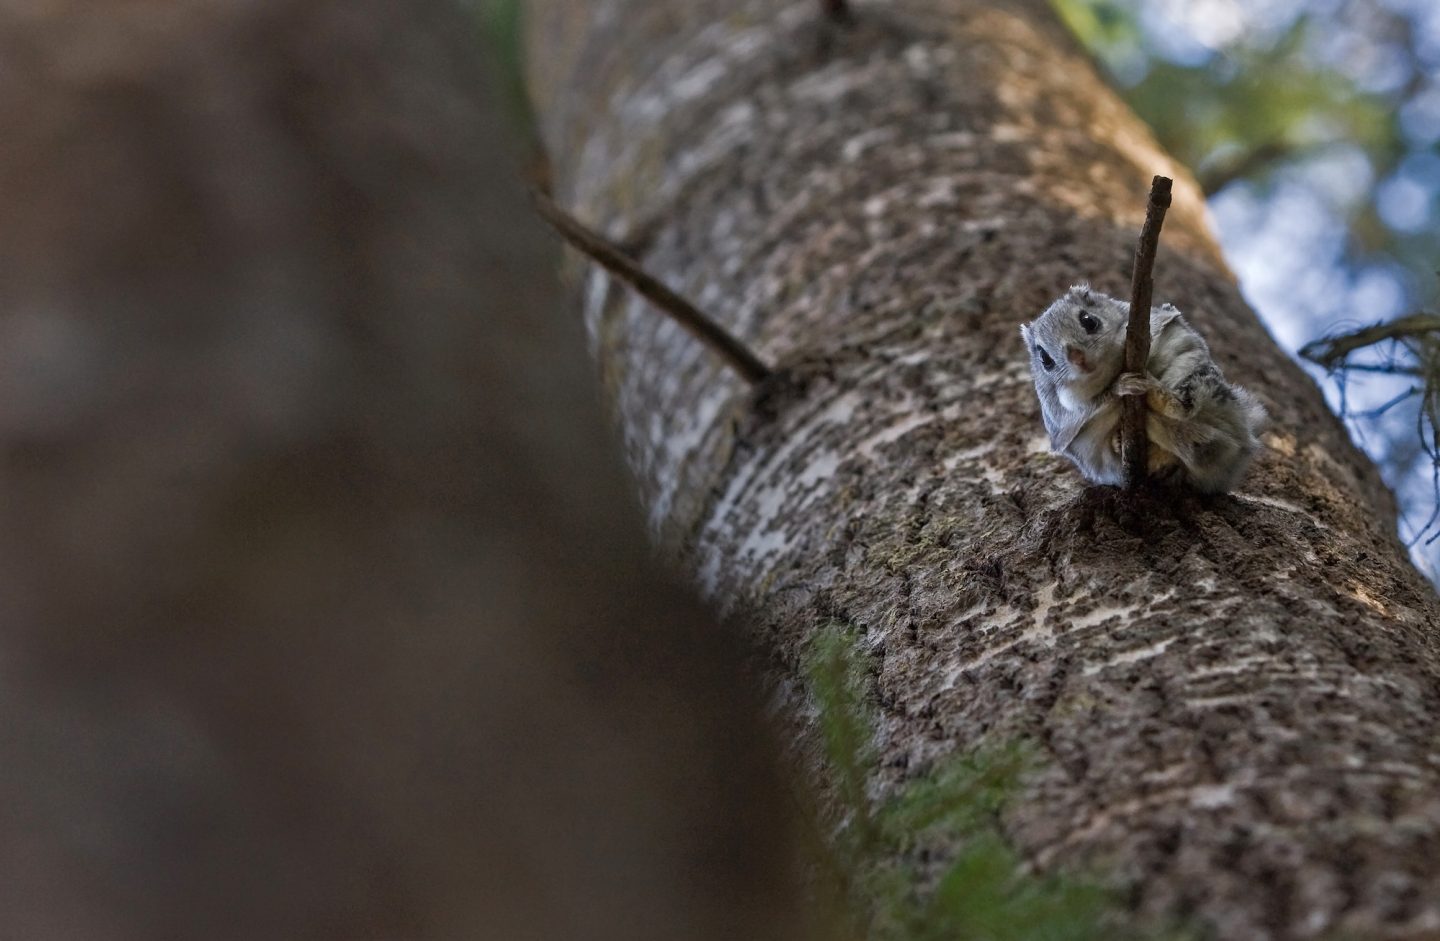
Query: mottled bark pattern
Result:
<box><xmin>529</xmin><ymin>1</ymin><xmax>1440</xmax><ymax>937</ymax></box>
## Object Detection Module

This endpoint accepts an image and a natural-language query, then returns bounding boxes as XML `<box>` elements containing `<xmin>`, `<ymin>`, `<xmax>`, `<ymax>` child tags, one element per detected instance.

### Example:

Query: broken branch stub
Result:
<box><xmin>532</xmin><ymin>191</ymin><xmax>773</xmax><ymax>385</ymax></box>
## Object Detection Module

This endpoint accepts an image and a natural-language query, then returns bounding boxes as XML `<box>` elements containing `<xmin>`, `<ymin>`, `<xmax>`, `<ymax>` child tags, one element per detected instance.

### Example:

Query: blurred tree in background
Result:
<box><xmin>1053</xmin><ymin>0</ymin><xmax>1440</xmax><ymax>571</ymax></box>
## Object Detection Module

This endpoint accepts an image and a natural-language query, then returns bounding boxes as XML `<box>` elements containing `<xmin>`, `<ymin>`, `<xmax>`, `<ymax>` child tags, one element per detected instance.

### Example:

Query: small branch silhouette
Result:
<box><xmin>1299</xmin><ymin>314</ymin><xmax>1440</xmax><ymax>372</ymax></box>
<box><xmin>532</xmin><ymin>192</ymin><xmax>772</xmax><ymax>385</ymax></box>
<box><xmin>1121</xmin><ymin>176</ymin><xmax>1173</xmax><ymax>489</ymax></box>
<box><xmin>1301</xmin><ymin>310</ymin><xmax>1440</xmax><ymax>544</ymax></box>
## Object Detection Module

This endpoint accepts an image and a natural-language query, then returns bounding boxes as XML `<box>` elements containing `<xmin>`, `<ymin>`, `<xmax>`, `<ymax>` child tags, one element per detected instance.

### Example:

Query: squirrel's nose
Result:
<box><xmin>1065</xmin><ymin>345</ymin><xmax>1089</xmax><ymax>372</ymax></box>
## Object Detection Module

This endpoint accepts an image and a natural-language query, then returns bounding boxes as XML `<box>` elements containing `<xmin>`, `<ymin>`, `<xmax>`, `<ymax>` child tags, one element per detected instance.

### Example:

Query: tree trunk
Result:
<box><xmin>0</xmin><ymin>2</ymin><xmax>800</xmax><ymax>938</ymax></box>
<box><xmin>527</xmin><ymin>1</ymin><xmax>1440</xmax><ymax>937</ymax></box>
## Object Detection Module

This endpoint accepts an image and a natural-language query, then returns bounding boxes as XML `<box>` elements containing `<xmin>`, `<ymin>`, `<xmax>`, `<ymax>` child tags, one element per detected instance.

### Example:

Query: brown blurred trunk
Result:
<box><xmin>0</xmin><ymin>2</ymin><xmax>801</xmax><ymax>939</ymax></box>
<box><xmin>527</xmin><ymin>1</ymin><xmax>1440</xmax><ymax>938</ymax></box>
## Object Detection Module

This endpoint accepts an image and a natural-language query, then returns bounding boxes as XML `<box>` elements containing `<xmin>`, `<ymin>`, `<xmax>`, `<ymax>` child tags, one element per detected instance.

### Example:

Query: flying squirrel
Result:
<box><xmin>1020</xmin><ymin>284</ymin><xmax>1266</xmax><ymax>493</ymax></box>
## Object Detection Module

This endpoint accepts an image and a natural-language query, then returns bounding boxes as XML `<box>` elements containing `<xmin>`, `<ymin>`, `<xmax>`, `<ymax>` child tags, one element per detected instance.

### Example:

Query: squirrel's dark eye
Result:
<box><xmin>1078</xmin><ymin>310</ymin><xmax>1100</xmax><ymax>334</ymax></box>
<box><xmin>1037</xmin><ymin>347</ymin><xmax>1055</xmax><ymax>371</ymax></box>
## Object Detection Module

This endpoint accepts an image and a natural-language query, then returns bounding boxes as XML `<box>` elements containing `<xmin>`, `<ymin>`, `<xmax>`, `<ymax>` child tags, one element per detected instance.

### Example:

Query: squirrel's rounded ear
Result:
<box><xmin>1152</xmin><ymin>302</ymin><xmax>1183</xmax><ymax>330</ymax></box>
<box><xmin>1020</xmin><ymin>323</ymin><xmax>1032</xmax><ymax>347</ymax></box>
<box><xmin>1068</xmin><ymin>282</ymin><xmax>1092</xmax><ymax>299</ymax></box>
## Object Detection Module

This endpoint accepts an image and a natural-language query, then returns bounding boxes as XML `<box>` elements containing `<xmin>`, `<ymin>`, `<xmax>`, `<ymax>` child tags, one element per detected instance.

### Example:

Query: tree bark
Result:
<box><xmin>0</xmin><ymin>2</ymin><xmax>801</xmax><ymax>938</ymax></box>
<box><xmin>527</xmin><ymin>1</ymin><xmax>1440</xmax><ymax>937</ymax></box>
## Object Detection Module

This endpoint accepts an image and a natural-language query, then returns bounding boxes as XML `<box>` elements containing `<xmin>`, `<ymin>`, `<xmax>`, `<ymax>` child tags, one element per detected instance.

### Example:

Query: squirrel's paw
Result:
<box><xmin>1114</xmin><ymin>372</ymin><xmax>1154</xmax><ymax>397</ymax></box>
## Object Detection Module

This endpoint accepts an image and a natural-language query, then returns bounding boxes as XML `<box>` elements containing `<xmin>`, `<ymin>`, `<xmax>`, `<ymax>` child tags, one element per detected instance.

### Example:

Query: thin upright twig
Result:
<box><xmin>531</xmin><ymin>191</ymin><xmax>773</xmax><ymax>385</ymax></box>
<box><xmin>1121</xmin><ymin>175</ymin><xmax>1173</xmax><ymax>489</ymax></box>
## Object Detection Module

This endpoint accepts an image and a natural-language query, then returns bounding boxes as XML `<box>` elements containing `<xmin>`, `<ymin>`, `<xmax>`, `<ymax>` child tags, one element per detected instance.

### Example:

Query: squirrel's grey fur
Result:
<box><xmin>1020</xmin><ymin>284</ymin><xmax>1266</xmax><ymax>493</ymax></box>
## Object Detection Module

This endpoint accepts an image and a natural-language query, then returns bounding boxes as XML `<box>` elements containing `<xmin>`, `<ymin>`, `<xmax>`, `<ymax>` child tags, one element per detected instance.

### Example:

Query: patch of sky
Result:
<box><xmin>1376</xmin><ymin>172</ymin><xmax>1432</xmax><ymax>233</ymax></box>
<box><xmin>1399</xmin><ymin>85</ymin><xmax>1440</xmax><ymax>145</ymax></box>
<box><xmin>1142</xmin><ymin>0</ymin><xmax>1307</xmax><ymax>56</ymax></box>
<box><xmin>1210</xmin><ymin>180</ymin><xmax>1361</xmax><ymax>350</ymax></box>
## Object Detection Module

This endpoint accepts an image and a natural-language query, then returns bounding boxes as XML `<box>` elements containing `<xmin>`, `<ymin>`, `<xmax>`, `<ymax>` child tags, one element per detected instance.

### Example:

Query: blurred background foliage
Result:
<box><xmin>1052</xmin><ymin>0</ymin><xmax>1440</xmax><ymax>573</ymax></box>
<box><xmin>476</xmin><ymin>0</ymin><xmax>531</xmax><ymax>127</ymax></box>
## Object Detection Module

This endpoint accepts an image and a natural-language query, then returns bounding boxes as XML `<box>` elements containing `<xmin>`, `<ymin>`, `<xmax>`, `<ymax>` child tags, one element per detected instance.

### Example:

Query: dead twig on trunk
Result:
<box><xmin>532</xmin><ymin>191</ymin><xmax>772</xmax><ymax>385</ymax></box>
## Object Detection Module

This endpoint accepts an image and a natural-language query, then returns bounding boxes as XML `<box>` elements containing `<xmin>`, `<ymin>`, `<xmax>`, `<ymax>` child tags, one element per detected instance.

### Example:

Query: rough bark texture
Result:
<box><xmin>528</xmin><ymin>1</ymin><xmax>1440</xmax><ymax>938</ymax></box>
<box><xmin>0</xmin><ymin>3</ymin><xmax>801</xmax><ymax>938</ymax></box>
